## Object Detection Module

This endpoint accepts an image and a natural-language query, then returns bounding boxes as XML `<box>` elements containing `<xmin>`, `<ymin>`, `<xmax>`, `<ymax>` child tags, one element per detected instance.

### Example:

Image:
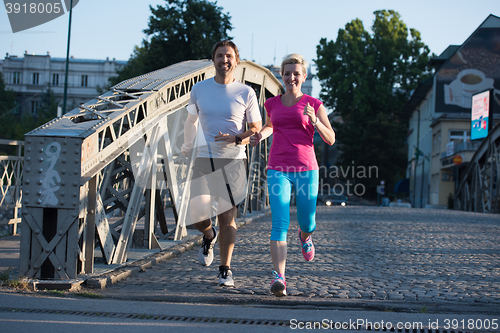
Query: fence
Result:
<box><xmin>0</xmin><ymin>139</ymin><xmax>24</xmax><ymax>235</ymax></box>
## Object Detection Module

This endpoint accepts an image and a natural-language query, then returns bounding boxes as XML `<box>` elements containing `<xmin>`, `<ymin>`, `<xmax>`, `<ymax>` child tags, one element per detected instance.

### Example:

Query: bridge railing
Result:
<box><xmin>455</xmin><ymin>122</ymin><xmax>500</xmax><ymax>214</ymax></box>
<box><xmin>19</xmin><ymin>60</ymin><xmax>282</xmax><ymax>280</ymax></box>
<box><xmin>0</xmin><ymin>139</ymin><xmax>24</xmax><ymax>235</ymax></box>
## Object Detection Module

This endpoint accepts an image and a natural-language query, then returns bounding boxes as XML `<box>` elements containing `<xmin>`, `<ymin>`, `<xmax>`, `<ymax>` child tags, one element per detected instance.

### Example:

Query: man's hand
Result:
<box><xmin>181</xmin><ymin>141</ymin><xmax>193</xmax><ymax>156</ymax></box>
<box><xmin>215</xmin><ymin>131</ymin><xmax>236</xmax><ymax>146</ymax></box>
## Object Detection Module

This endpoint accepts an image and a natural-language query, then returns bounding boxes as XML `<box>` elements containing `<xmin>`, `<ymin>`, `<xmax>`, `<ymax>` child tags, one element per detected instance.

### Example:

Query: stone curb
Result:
<box><xmin>86</xmin><ymin>209</ymin><xmax>271</xmax><ymax>289</ymax></box>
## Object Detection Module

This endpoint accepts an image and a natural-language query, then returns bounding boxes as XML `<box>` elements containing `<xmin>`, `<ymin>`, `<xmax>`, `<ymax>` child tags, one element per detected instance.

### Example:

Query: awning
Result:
<box><xmin>394</xmin><ymin>178</ymin><xmax>410</xmax><ymax>193</ymax></box>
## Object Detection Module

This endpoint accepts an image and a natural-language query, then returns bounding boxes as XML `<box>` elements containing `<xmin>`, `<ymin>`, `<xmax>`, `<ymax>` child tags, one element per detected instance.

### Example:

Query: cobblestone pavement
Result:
<box><xmin>92</xmin><ymin>206</ymin><xmax>500</xmax><ymax>313</ymax></box>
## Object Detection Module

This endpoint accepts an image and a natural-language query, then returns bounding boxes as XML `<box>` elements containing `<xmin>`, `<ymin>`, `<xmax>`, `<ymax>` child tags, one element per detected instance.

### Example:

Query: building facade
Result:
<box><xmin>1</xmin><ymin>52</ymin><xmax>126</xmax><ymax>116</ymax></box>
<box><xmin>404</xmin><ymin>14</ymin><xmax>500</xmax><ymax>208</ymax></box>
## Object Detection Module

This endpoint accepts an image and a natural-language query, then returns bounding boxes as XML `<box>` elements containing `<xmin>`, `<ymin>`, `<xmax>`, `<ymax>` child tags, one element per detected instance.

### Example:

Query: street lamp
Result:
<box><xmin>62</xmin><ymin>0</ymin><xmax>73</xmax><ymax>114</ymax></box>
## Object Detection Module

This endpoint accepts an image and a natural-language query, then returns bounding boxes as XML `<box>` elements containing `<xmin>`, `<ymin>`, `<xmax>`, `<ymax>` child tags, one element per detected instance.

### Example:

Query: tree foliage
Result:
<box><xmin>315</xmin><ymin>10</ymin><xmax>434</xmax><ymax>198</ymax></box>
<box><xmin>0</xmin><ymin>83</ymin><xmax>58</xmax><ymax>145</ymax></box>
<box><xmin>110</xmin><ymin>0</ymin><xmax>233</xmax><ymax>85</ymax></box>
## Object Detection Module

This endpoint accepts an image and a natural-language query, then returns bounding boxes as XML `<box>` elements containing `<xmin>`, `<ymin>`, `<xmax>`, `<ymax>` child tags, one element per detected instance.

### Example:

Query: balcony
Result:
<box><xmin>441</xmin><ymin>140</ymin><xmax>482</xmax><ymax>159</ymax></box>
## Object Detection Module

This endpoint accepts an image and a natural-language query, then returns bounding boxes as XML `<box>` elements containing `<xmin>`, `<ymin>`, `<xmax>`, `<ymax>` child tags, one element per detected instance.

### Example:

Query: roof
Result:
<box><xmin>429</xmin><ymin>45</ymin><xmax>460</xmax><ymax>69</ymax></box>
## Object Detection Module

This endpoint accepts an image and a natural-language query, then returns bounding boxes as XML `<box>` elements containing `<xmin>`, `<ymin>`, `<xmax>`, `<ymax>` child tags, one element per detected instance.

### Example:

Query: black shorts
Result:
<box><xmin>190</xmin><ymin>158</ymin><xmax>247</xmax><ymax>206</ymax></box>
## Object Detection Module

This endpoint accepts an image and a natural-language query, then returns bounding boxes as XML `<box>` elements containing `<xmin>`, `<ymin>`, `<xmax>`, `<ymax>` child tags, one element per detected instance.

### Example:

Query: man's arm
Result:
<box><xmin>214</xmin><ymin>120</ymin><xmax>262</xmax><ymax>146</ymax></box>
<box><xmin>181</xmin><ymin>112</ymin><xmax>198</xmax><ymax>156</ymax></box>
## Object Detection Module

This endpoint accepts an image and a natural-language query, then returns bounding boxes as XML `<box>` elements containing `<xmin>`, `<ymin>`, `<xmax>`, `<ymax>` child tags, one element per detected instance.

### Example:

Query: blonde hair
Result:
<box><xmin>280</xmin><ymin>53</ymin><xmax>307</xmax><ymax>77</ymax></box>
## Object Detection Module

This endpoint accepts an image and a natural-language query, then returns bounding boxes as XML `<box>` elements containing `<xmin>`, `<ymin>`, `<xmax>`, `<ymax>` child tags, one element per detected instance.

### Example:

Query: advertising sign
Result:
<box><xmin>471</xmin><ymin>90</ymin><xmax>491</xmax><ymax>140</ymax></box>
<box><xmin>435</xmin><ymin>27</ymin><xmax>500</xmax><ymax>114</ymax></box>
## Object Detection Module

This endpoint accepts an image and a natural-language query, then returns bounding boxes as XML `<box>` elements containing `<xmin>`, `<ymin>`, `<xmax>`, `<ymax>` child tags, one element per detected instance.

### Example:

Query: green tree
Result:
<box><xmin>0</xmin><ymin>87</ymin><xmax>58</xmax><ymax>143</ymax></box>
<box><xmin>0</xmin><ymin>73</ymin><xmax>18</xmax><ymax>144</ymax></box>
<box><xmin>110</xmin><ymin>0</ymin><xmax>233</xmax><ymax>85</ymax></box>
<box><xmin>315</xmin><ymin>10</ymin><xmax>433</xmax><ymax>199</ymax></box>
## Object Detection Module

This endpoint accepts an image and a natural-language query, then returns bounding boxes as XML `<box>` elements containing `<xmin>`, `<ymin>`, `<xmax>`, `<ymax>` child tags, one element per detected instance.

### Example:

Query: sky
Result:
<box><xmin>1</xmin><ymin>0</ymin><xmax>499</xmax><ymax>97</ymax></box>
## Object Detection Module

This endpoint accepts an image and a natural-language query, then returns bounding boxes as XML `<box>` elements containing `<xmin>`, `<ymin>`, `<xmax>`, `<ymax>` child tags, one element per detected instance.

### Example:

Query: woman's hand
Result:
<box><xmin>249</xmin><ymin>132</ymin><xmax>262</xmax><ymax>147</ymax></box>
<box><xmin>303</xmin><ymin>102</ymin><xmax>317</xmax><ymax>125</ymax></box>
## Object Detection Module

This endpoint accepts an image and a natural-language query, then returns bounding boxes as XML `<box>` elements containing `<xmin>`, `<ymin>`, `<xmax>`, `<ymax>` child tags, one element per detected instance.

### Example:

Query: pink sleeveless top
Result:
<box><xmin>265</xmin><ymin>94</ymin><xmax>321</xmax><ymax>172</ymax></box>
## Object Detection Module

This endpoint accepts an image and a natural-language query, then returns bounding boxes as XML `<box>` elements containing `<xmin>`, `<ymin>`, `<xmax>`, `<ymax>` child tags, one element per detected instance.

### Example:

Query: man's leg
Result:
<box><xmin>217</xmin><ymin>205</ymin><xmax>237</xmax><ymax>267</ymax></box>
<box><xmin>190</xmin><ymin>195</ymin><xmax>218</xmax><ymax>266</ymax></box>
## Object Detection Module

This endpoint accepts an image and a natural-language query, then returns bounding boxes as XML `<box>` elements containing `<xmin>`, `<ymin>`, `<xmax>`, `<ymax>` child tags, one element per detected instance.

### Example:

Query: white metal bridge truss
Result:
<box><xmin>19</xmin><ymin>60</ymin><xmax>282</xmax><ymax>279</ymax></box>
<box><xmin>455</xmin><ymin>122</ymin><xmax>500</xmax><ymax>214</ymax></box>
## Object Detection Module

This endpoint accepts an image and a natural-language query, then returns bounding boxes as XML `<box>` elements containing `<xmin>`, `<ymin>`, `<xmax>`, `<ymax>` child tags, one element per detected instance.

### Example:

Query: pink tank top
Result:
<box><xmin>265</xmin><ymin>94</ymin><xmax>321</xmax><ymax>172</ymax></box>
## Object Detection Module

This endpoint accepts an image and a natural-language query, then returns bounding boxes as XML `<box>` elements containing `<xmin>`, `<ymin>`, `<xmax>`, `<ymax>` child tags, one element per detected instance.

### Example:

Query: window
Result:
<box><xmin>432</xmin><ymin>130</ymin><xmax>440</xmax><ymax>155</ymax></box>
<box><xmin>449</xmin><ymin>130</ymin><xmax>470</xmax><ymax>145</ymax></box>
<box><xmin>81</xmin><ymin>75</ymin><xmax>88</xmax><ymax>87</ymax></box>
<box><xmin>12</xmin><ymin>72</ymin><xmax>20</xmax><ymax>84</ymax></box>
<box><xmin>31</xmin><ymin>101</ymin><xmax>40</xmax><ymax>115</ymax></box>
<box><xmin>32</xmin><ymin>72</ymin><xmax>40</xmax><ymax>85</ymax></box>
<box><xmin>52</xmin><ymin>74</ymin><xmax>59</xmax><ymax>86</ymax></box>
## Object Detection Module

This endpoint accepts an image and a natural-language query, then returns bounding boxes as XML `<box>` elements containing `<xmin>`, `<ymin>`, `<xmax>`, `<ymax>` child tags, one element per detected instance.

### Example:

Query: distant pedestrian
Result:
<box><xmin>181</xmin><ymin>40</ymin><xmax>262</xmax><ymax>287</ymax></box>
<box><xmin>250</xmin><ymin>54</ymin><xmax>335</xmax><ymax>297</ymax></box>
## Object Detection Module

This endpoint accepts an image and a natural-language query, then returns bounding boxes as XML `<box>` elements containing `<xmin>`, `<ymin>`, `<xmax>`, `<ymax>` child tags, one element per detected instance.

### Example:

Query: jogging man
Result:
<box><xmin>181</xmin><ymin>40</ymin><xmax>262</xmax><ymax>286</ymax></box>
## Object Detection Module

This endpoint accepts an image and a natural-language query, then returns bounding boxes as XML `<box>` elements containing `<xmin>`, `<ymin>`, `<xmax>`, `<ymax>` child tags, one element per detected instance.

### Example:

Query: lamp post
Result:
<box><xmin>62</xmin><ymin>0</ymin><xmax>73</xmax><ymax>114</ymax></box>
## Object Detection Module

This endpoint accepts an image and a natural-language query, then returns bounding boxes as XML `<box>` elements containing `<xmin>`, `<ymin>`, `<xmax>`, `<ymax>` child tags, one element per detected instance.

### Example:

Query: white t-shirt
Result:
<box><xmin>188</xmin><ymin>78</ymin><xmax>262</xmax><ymax>159</ymax></box>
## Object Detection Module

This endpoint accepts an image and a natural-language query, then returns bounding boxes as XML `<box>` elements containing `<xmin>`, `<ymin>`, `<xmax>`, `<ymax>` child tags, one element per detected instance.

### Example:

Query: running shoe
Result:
<box><xmin>198</xmin><ymin>227</ymin><xmax>217</xmax><ymax>266</ymax></box>
<box><xmin>218</xmin><ymin>267</ymin><xmax>234</xmax><ymax>286</ymax></box>
<box><xmin>298</xmin><ymin>228</ymin><xmax>315</xmax><ymax>261</ymax></box>
<box><xmin>270</xmin><ymin>270</ymin><xmax>286</xmax><ymax>297</ymax></box>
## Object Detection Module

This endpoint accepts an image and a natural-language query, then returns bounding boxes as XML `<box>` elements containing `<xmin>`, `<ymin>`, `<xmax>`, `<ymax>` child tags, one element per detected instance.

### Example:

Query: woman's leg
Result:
<box><xmin>267</xmin><ymin>169</ymin><xmax>292</xmax><ymax>275</ymax></box>
<box><xmin>294</xmin><ymin>170</ymin><xmax>319</xmax><ymax>246</ymax></box>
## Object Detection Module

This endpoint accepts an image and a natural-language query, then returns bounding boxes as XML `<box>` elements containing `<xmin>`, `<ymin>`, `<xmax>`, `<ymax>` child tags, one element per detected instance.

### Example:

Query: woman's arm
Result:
<box><xmin>304</xmin><ymin>103</ymin><xmax>335</xmax><ymax>145</ymax></box>
<box><xmin>250</xmin><ymin>113</ymin><xmax>273</xmax><ymax>146</ymax></box>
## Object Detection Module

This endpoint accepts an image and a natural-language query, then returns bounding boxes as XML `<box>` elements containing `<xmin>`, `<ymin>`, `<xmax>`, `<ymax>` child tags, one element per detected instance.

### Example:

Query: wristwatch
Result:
<box><xmin>235</xmin><ymin>135</ymin><xmax>242</xmax><ymax>145</ymax></box>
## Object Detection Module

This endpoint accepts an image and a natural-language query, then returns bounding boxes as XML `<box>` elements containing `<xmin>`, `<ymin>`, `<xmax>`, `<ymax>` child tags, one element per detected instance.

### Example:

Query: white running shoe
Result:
<box><xmin>218</xmin><ymin>268</ymin><xmax>234</xmax><ymax>287</ymax></box>
<box><xmin>198</xmin><ymin>227</ymin><xmax>217</xmax><ymax>266</ymax></box>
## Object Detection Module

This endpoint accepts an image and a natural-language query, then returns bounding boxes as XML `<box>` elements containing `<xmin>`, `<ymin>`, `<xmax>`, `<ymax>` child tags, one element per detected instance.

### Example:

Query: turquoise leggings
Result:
<box><xmin>267</xmin><ymin>169</ymin><xmax>319</xmax><ymax>242</ymax></box>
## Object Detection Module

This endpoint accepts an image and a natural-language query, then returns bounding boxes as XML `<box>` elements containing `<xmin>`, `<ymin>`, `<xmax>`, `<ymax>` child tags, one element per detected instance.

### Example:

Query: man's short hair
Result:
<box><xmin>211</xmin><ymin>40</ymin><xmax>240</xmax><ymax>64</ymax></box>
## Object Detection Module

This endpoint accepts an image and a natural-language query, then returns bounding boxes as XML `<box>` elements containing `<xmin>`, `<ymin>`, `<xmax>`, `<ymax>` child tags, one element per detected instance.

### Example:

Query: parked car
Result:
<box><xmin>319</xmin><ymin>194</ymin><xmax>348</xmax><ymax>206</ymax></box>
